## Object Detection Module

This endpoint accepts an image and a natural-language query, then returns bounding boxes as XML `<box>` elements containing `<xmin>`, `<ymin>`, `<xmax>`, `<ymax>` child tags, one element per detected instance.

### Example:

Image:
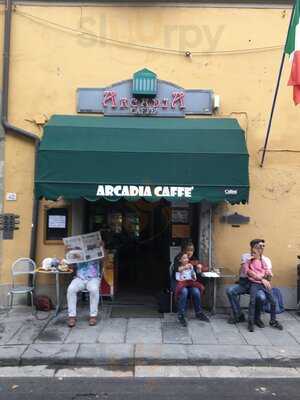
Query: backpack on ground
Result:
<box><xmin>158</xmin><ymin>289</ymin><xmax>172</xmax><ymax>313</ymax></box>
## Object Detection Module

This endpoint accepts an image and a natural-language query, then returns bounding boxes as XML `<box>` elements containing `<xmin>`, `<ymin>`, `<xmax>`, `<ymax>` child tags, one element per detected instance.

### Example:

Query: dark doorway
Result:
<box><xmin>85</xmin><ymin>199</ymin><xmax>170</xmax><ymax>298</ymax></box>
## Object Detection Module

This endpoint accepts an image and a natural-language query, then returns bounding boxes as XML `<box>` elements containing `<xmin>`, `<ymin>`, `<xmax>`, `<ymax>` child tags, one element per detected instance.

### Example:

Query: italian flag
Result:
<box><xmin>285</xmin><ymin>0</ymin><xmax>300</xmax><ymax>105</ymax></box>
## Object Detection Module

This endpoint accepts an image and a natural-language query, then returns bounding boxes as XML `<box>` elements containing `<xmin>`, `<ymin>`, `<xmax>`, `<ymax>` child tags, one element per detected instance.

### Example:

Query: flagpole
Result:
<box><xmin>260</xmin><ymin>1</ymin><xmax>296</xmax><ymax>167</ymax></box>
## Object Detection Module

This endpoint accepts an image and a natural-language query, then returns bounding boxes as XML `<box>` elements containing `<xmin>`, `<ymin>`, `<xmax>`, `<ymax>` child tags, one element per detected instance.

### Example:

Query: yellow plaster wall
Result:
<box><xmin>0</xmin><ymin>7</ymin><xmax>4</xmax><ymax>86</ymax></box>
<box><xmin>2</xmin><ymin>4</ymin><xmax>300</xmax><ymax>288</ymax></box>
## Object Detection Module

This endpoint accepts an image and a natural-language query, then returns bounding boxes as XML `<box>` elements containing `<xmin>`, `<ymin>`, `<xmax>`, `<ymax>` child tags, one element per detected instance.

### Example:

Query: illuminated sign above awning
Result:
<box><xmin>77</xmin><ymin>70</ymin><xmax>214</xmax><ymax>117</ymax></box>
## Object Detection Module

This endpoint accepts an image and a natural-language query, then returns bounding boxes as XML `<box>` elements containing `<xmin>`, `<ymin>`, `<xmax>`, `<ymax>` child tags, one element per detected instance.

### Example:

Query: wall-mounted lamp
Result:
<box><xmin>220</xmin><ymin>212</ymin><xmax>250</xmax><ymax>227</ymax></box>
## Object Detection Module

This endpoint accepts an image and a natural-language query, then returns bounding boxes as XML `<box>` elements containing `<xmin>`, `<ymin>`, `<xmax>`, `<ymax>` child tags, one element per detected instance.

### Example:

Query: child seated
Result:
<box><xmin>245</xmin><ymin>243</ymin><xmax>283</xmax><ymax>332</ymax></box>
<box><xmin>175</xmin><ymin>253</ymin><xmax>204</xmax><ymax>298</ymax></box>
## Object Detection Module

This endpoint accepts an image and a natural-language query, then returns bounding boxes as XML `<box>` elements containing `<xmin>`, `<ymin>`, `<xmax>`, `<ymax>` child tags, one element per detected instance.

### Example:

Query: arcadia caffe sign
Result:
<box><xmin>96</xmin><ymin>185</ymin><xmax>194</xmax><ymax>198</ymax></box>
<box><xmin>77</xmin><ymin>68</ymin><xmax>214</xmax><ymax>117</ymax></box>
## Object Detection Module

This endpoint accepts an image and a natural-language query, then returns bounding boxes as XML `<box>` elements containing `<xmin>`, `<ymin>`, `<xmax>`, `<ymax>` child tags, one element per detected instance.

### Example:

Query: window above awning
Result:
<box><xmin>35</xmin><ymin>115</ymin><xmax>249</xmax><ymax>204</ymax></box>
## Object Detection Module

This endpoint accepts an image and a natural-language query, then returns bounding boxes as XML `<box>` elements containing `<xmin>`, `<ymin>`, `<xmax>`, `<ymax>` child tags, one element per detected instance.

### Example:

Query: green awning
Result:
<box><xmin>35</xmin><ymin>115</ymin><xmax>249</xmax><ymax>203</ymax></box>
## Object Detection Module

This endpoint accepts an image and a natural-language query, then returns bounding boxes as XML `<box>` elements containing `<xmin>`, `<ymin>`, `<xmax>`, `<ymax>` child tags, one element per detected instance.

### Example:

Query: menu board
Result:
<box><xmin>45</xmin><ymin>207</ymin><xmax>70</xmax><ymax>242</ymax></box>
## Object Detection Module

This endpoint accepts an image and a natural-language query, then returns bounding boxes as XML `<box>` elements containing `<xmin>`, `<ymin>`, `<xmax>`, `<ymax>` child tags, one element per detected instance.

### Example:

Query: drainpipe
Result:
<box><xmin>1</xmin><ymin>0</ymin><xmax>40</xmax><ymax>261</ymax></box>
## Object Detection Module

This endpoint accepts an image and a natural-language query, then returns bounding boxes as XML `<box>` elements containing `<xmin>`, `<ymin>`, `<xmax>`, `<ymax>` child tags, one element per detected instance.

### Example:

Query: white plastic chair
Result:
<box><xmin>7</xmin><ymin>258</ymin><xmax>36</xmax><ymax>315</ymax></box>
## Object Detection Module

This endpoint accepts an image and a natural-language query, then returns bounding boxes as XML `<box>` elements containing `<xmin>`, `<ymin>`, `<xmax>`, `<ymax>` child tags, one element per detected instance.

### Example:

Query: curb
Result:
<box><xmin>1</xmin><ymin>357</ymin><xmax>300</xmax><ymax>368</ymax></box>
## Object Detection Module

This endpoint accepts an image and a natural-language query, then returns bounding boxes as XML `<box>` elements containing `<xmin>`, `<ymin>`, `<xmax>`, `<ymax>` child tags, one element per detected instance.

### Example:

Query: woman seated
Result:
<box><xmin>173</xmin><ymin>240</ymin><xmax>209</xmax><ymax>326</ymax></box>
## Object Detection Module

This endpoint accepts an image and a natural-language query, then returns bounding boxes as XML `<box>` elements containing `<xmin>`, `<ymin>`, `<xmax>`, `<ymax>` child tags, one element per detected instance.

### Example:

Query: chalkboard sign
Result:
<box><xmin>44</xmin><ymin>206</ymin><xmax>71</xmax><ymax>244</ymax></box>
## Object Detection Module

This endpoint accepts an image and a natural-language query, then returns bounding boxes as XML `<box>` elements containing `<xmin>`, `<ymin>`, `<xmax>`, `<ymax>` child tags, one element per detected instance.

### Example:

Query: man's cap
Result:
<box><xmin>250</xmin><ymin>238</ymin><xmax>265</xmax><ymax>248</ymax></box>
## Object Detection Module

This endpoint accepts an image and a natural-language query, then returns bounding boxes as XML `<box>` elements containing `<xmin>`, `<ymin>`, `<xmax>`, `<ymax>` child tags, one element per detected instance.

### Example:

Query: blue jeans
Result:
<box><xmin>177</xmin><ymin>287</ymin><xmax>202</xmax><ymax>316</ymax></box>
<box><xmin>226</xmin><ymin>282</ymin><xmax>266</xmax><ymax>320</ymax></box>
<box><xmin>248</xmin><ymin>283</ymin><xmax>276</xmax><ymax>323</ymax></box>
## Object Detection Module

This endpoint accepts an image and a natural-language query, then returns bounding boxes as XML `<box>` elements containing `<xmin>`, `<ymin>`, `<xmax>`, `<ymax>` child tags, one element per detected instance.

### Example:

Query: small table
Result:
<box><xmin>201</xmin><ymin>271</ymin><xmax>220</xmax><ymax>314</ymax></box>
<box><xmin>201</xmin><ymin>270</ymin><xmax>239</xmax><ymax>314</ymax></box>
<box><xmin>36</xmin><ymin>268</ymin><xmax>73</xmax><ymax>316</ymax></box>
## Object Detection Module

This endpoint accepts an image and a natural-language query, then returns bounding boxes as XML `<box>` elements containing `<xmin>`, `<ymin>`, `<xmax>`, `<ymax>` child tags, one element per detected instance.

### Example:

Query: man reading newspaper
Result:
<box><xmin>63</xmin><ymin>232</ymin><xmax>104</xmax><ymax>328</ymax></box>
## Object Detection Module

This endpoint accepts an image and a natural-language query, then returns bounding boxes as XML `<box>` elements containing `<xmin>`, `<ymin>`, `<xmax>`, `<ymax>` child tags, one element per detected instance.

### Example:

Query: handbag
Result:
<box><xmin>264</xmin><ymin>288</ymin><xmax>285</xmax><ymax>314</ymax></box>
<box><xmin>35</xmin><ymin>295</ymin><xmax>53</xmax><ymax>311</ymax></box>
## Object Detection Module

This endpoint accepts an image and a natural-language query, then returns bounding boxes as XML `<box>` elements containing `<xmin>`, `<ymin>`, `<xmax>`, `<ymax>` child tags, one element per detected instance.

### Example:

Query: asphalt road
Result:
<box><xmin>0</xmin><ymin>378</ymin><xmax>300</xmax><ymax>400</ymax></box>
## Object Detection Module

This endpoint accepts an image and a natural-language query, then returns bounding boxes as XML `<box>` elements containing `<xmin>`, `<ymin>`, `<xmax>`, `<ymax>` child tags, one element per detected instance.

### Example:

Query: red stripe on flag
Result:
<box><xmin>288</xmin><ymin>50</ymin><xmax>300</xmax><ymax>105</ymax></box>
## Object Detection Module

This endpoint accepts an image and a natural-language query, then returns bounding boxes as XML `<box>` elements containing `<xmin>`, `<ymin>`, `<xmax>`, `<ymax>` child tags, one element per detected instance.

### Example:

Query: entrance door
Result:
<box><xmin>85</xmin><ymin>199</ymin><xmax>170</xmax><ymax>295</ymax></box>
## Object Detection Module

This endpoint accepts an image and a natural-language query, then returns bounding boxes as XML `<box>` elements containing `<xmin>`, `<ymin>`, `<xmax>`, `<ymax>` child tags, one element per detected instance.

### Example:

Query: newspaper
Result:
<box><xmin>63</xmin><ymin>231</ymin><xmax>104</xmax><ymax>264</ymax></box>
<box><xmin>201</xmin><ymin>271</ymin><xmax>220</xmax><ymax>278</ymax></box>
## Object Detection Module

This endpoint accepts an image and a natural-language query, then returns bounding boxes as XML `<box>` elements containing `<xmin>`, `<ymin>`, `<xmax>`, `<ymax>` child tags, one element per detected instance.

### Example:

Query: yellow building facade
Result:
<box><xmin>1</xmin><ymin>1</ymin><xmax>299</xmax><ymax>308</ymax></box>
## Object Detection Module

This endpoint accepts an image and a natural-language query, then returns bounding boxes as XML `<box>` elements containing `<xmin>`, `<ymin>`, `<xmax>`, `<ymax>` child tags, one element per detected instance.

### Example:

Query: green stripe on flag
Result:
<box><xmin>285</xmin><ymin>0</ymin><xmax>300</xmax><ymax>55</ymax></box>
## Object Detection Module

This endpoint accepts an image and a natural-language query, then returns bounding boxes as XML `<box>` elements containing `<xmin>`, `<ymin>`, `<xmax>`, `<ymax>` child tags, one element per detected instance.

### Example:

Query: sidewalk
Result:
<box><xmin>1</xmin><ymin>306</ymin><xmax>300</xmax><ymax>368</ymax></box>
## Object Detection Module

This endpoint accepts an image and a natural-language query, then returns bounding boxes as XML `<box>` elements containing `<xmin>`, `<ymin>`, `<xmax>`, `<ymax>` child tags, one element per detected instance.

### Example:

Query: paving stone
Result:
<box><xmin>135</xmin><ymin>365</ymin><xmax>200</xmax><ymax>377</ymax></box>
<box><xmin>135</xmin><ymin>344</ymin><xmax>188</xmax><ymax>365</ymax></box>
<box><xmin>162</xmin><ymin>322</ymin><xmax>192</xmax><ymax>344</ymax></box>
<box><xmin>215</xmin><ymin>330</ymin><xmax>246</xmax><ymax>345</ymax></box>
<box><xmin>4</xmin><ymin>307</ymin><xmax>43</xmax><ymax>322</ymax></box>
<box><xmin>163</xmin><ymin>313</ymin><xmax>177</xmax><ymax>322</ymax></box>
<box><xmin>292</xmin><ymin>311</ymin><xmax>300</xmax><ymax>321</ymax></box>
<box><xmin>188</xmin><ymin>321</ymin><xmax>218</xmax><ymax>344</ymax></box>
<box><xmin>56</xmin><ymin>366</ymin><xmax>133</xmax><ymax>377</ymax></box>
<box><xmin>186</xmin><ymin>345</ymin><xmax>262</xmax><ymax>365</ymax></box>
<box><xmin>210</xmin><ymin>319</ymin><xmax>240</xmax><ymax>333</ymax></box>
<box><xmin>126</xmin><ymin>318</ymin><xmax>162</xmax><ymax>344</ymax></box>
<box><xmin>238</xmin><ymin>325</ymin><xmax>272</xmax><ymax>346</ymax></box>
<box><xmin>76</xmin><ymin>344</ymin><xmax>134</xmax><ymax>366</ymax></box>
<box><xmin>256</xmin><ymin>346</ymin><xmax>300</xmax><ymax>365</ymax></box>
<box><xmin>97</xmin><ymin>318</ymin><xmax>127</xmax><ymax>343</ymax></box>
<box><xmin>283</xmin><ymin>319</ymin><xmax>300</xmax><ymax>330</ymax></box>
<box><xmin>102</xmin><ymin>304</ymin><xmax>113</xmax><ymax>319</ymax></box>
<box><xmin>35</xmin><ymin>325</ymin><xmax>70</xmax><ymax>344</ymax></box>
<box><xmin>0</xmin><ymin>365</ymin><xmax>55</xmax><ymax>377</ymax></box>
<box><xmin>0</xmin><ymin>345</ymin><xmax>27</xmax><ymax>366</ymax></box>
<box><xmin>49</xmin><ymin>313</ymin><xmax>69</xmax><ymax>326</ymax></box>
<box><xmin>33</xmin><ymin>313</ymin><xmax>72</xmax><ymax>344</ymax></box>
<box><xmin>276</xmin><ymin>312</ymin><xmax>298</xmax><ymax>321</ymax></box>
<box><xmin>64</xmin><ymin>321</ymin><xmax>100</xmax><ymax>344</ymax></box>
<box><xmin>238</xmin><ymin>366</ymin><xmax>300</xmax><ymax>378</ymax></box>
<box><xmin>0</xmin><ymin>321</ymin><xmax>23</xmax><ymax>345</ymax></box>
<box><xmin>259</xmin><ymin>327</ymin><xmax>299</xmax><ymax>346</ymax></box>
<box><xmin>21</xmin><ymin>344</ymin><xmax>79</xmax><ymax>365</ymax></box>
<box><xmin>282</xmin><ymin>320</ymin><xmax>300</xmax><ymax>344</ymax></box>
<box><xmin>198</xmin><ymin>366</ymin><xmax>241</xmax><ymax>377</ymax></box>
<box><xmin>7</xmin><ymin>320</ymin><xmax>48</xmax><ymax>345</ymax></box>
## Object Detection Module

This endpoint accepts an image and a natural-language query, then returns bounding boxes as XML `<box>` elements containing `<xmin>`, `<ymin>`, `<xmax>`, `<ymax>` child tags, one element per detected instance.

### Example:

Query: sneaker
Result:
<box><xmin>227</xmin><ymin>313</ymin><xmax>245</xmax><ymax>324</ymax></box>
<box><xmin>196</xmin><ymin>312</ymin><xmax>210</xmax><ymax>322</ymax></box>
<box><xmin>255</xmin><ymin>319</ymin><xmax>265</xmax><ymax>328</ymax></box>
<box><xmin>248</xmin><ymin>321</ymin><xmax>255</xmax><ymax>332</ymax></box>
<box><xmin>269</xmin><ymin>320</ymin><xmax>283</xmax><ymax>330</ymax></box>
<box><xmin>178</xmin><ymin>315</ymin><xmax>187</xmax><ymax>327</ymax></box>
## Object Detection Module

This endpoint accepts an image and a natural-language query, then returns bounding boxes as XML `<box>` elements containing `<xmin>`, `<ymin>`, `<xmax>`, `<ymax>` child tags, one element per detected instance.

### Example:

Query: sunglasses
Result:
<box><xmin>254</xmin><ymin>243</ymin><xmax>265</xmax><ymax>249</ymax></box>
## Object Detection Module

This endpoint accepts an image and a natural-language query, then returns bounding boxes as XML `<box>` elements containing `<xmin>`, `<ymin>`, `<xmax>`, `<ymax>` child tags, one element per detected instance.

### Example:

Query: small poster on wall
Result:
<box><xmin>171</xmin><ymin>209</ymin><xmax>189</xmax><ymax>224</ymax></box>
<box><xmin>48</xmin><ymin>215</ymin><xmax>66</xmax><ymax>229</ymax></box>
<box><xmin>63</xmin><ymin>231</ymin><xmax>104</xmax><ymax>264</ymax></box>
